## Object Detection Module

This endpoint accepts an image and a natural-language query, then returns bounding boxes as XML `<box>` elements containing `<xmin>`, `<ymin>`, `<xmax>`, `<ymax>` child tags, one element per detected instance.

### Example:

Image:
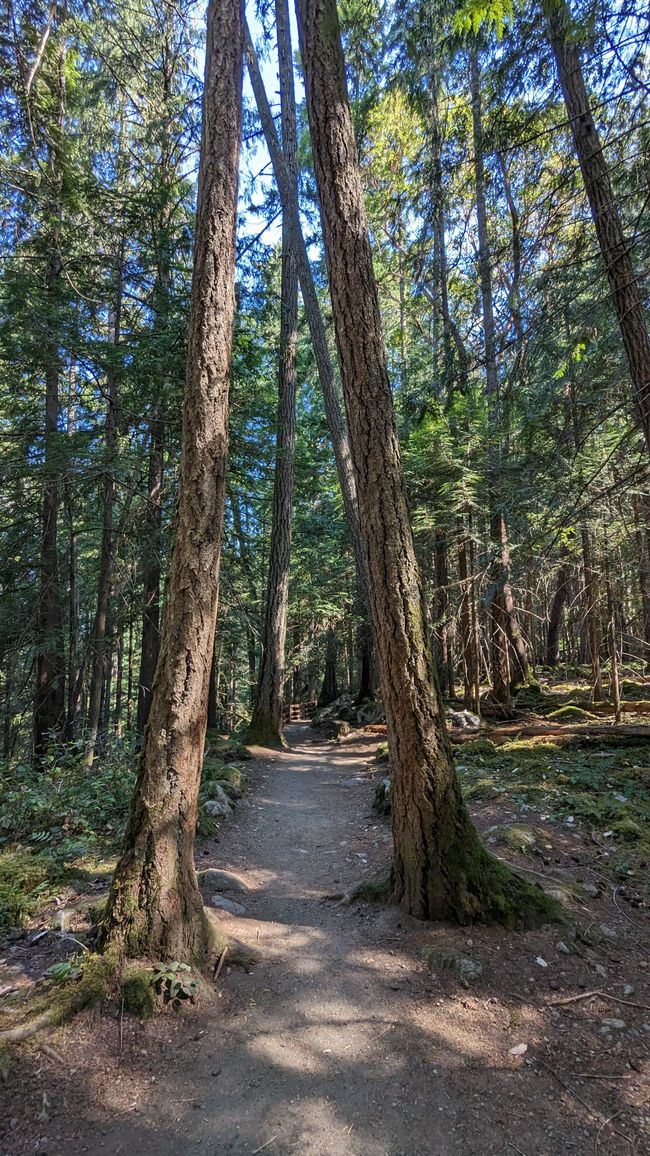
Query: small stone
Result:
<box><xmin>595</xmin><ymin>964</ymin><xmax>607</xmax><ymax>979</ymax></box>
<box><xmin>211</xmin><ymin>896</ymin><xmax>247</xmax><ymax>916</ymax></box>
<box><xmin>600</xmin><ymin>1018</ymin><xmax>625</xmax><ymax>1031</ymax></box>
<box><xmin>581</xmin><ymin>883</ymin><xmax>599</xmax><ymax>898</ymax></box>
<box><xmin>203</xmin><ymin>795</ymin><xmax>232</xmax><ymax>818</ymax></box>
<box><xmin>622</xmin><ymin>984</ymin><xmax>635</xmax><ymax>997</ymax></box>
<box><xmin>556</xmin><ymin>941</ymin><xmax>570</xmax><ymax>954</ymax></box>
<box><xmin>599</xmin><ymin>924</ymin><xmax>618</xmax><ymax>939</ymax></box>
<box><xmin>341</xmin><ymin>777</ymin><xmax>365</xmax><ymax>786</ymax></box>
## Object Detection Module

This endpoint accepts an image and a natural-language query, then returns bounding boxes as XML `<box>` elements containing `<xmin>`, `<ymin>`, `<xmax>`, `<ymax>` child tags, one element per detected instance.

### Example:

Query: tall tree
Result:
<box><xmin>248</xmin><ymin>0</ymin><xmax>299</xmax><ymax>747</ymax></box>
<box><xmin>99</xmin><ymin>0</ymin><xmax>244</xmax><ymax>961</ymax></box>
<box><xmin>296</xmin><ymin>0</ymin><xmax>549</xmax><ymax>922</ymax></box>
<box><xmin>543</xmin><ymin>0</ymin><xmax>650</xmax><ymax>455</ymax></box>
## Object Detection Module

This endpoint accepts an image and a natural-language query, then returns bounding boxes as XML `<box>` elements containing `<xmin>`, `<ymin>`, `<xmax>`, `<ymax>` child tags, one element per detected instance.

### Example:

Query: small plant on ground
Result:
<box><xmin>152</xmin><ymin>961</ymin><xmax>199</xmax><ymax>1005</ymax></box>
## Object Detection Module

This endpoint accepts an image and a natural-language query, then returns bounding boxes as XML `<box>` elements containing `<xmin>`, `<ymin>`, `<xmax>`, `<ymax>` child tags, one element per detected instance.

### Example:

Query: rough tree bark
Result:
<box><xmin>297</xmin><ymin>0</ymin><xmax>551</xmax><ymax>923</ymax></box>
<box><xmin>544</xmin><ymin>0</ymin><xmax>650</xmax><ymax>455</ymax></box>
<box><xmin>136</xmin><ymin>414</ymin><xmax>164</xmax><ymax>735</ymax></box>
<box><xmin>98</xmin><ymin>0</ymin><xmax>243</xmax><ymax>962</ymax></box>
<box><xmin>248</xmin><ymin>0</ymin><xmax>298</xmax><ymax>748</ymax></box>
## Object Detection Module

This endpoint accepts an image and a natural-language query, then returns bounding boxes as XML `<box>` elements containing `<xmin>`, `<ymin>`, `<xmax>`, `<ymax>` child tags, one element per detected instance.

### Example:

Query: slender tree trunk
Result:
<box><xmin>603</xmin><ymin>532</ymin><xmax>621</xmax><ymax>722</ymax></box>
<box><xmin>297</xmin><ymin>0</ymin><xmax>549</xmax><ymax>923</ymax></box>
<box><xmin>433</xmin><ymin>530</ymin><xmax>454</xmax><ymax>698</ymax></box>
<box><xmin>248</xmin><ymin>2</ymin><xmax>299</xmax><ymax>748</ymax></box>
<box><xmin>244</xmin><ymin>28</ymin><xmax>368</xmax><ymax>602</ymax></box>
<box><xmin>85</xmin><ymin>241</ymin><xmax>123</xmax><ymax>765</ymax></box>
<box><xmin>99</xmin><ymin>0</ymin><xmax>243</xmax><ymax>962</ymax></box>
<box><xmin>34</xmin><ymin>55</ymin><xmax>67</xmax><ymax>758</ymax></box>
<box><xmin>544</xmin><ymin>0</ymin><xmax>650</xmax><ymax>455</ymax></box>
<box><xmin>458</xmin><ymin>517</ymin><xmax>480</xmax><ymax>712</ymax></box>
<box><xmin>318</xmin><ymin>626</ymin><xmax>338</xmax><ymax>707</ymax></box>
<box><xmin>546</xmin><ymin>561</ymin><xmax>571</xmax><ymax>666</ymax></box>
<box><xmin>469</xmin><ymin>47</ymin><xmax>528</xmax><ymax>709</ymax></box>
<box><xmin>633</xmin><ymin>496</ymin><xmax>650</xmax><ymax>671</ymax></box>
<box><xmin>581</xmin><ymin>523</ymin><xmax>604</xmax><ymax>701</ymax></box>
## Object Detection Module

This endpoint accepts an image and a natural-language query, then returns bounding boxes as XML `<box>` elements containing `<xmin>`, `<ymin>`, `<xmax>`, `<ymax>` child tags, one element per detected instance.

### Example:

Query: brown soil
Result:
<box><xmin>1</xmin><ymin>724</ymin><xmax>649</xmax><ymax>1154</ymax></box>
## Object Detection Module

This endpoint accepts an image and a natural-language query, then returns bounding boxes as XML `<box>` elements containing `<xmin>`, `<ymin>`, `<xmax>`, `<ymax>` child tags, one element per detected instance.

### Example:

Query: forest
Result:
<box><xmin>0</xmin><ymin>0</ymin><xmax>649</xmax><ymax>1151</ymax></box>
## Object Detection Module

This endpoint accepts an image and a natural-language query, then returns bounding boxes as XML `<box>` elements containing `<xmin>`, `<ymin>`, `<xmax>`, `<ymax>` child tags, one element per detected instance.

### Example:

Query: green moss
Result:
<box><xmin>201</xmin><ymin>757</ymin><xmax>228</xmax><ymax>781</ymax></box>
<box><xmin>612</xmin><ymin>818</ymin><xmax>644</xmax><ymax>842</ymax></box>
<box><xmin>548</xmin><ymin>705</ymin><xmax>598</xmax><ymax>721</ymax></box>
<box><xmin>359</xmin><ymin>877</ymin><xmax>391</xmax><ymax>901</ymax></box>
<box><xmin>214</xmin><ymin>765</ymin><xmax>244</xmax><ymax>789</ymax></box>
<box><xmin>375</xmin><ymin>742</ymin><xmax>389</xmax><ymax>762</ymax></box>
<box><xmin>458</xmin><ymin>738</ymin><xmax>497</xmax><ymax>757</ymax></box>
<box><xmin>487</xmin><ymin>823</ymin><xmax>540</xmax><ymax>855</ymax></box>
<box><xmin>87</xmin><ymin>897</ymin><xmax>108</xmax><ymax>927</ymax></box>
<box><xmin>121</xmin><ymin>965</ymin><xmax>156</xmax><ymax>1018</ymax></box>
<box><xmin>464</xmin><ymin>777</ymin><xmax>501</xmax><ymax>800</ymax></box>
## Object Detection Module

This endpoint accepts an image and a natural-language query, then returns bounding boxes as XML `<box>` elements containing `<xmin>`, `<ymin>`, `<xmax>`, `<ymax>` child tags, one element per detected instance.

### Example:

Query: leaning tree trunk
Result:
<box><xmin>544</xmin><ymin>0</ymin><xmax>650</xmax><ymax>456</ymax></box>
<box><xmin>469</xmin><ymin>46</ymin><xmax>529</xmax><ymax>709</ymax></box>
<box><xmin>297</xmin><ymin>0</ymin><xmax>551</xmax><ymax>924</ymax></box>
<box><xmin>248</xmin><ymin>0</ymin><xmax>298</xmax><ymax>748</ymax></box>
<box><xmin>98</xmin><ymin>0</ymin><xmax>243</xmax><ymax>963</ymax></box>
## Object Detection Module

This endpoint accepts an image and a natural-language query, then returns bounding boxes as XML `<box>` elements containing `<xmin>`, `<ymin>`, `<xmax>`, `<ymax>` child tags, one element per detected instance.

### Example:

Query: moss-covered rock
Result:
<box><xmin>457</xmin><ymin>738</ymin><xmax>497</xmax><ymax>758</ymax></box>
<box><xmin>486</xmin><ymin>823</ymin><xmax>540</xmax><ymax>855</ymax></box>
<box><xmin>548</xmin><ymin>705</ymin><xmax>597</xmax><ymax>721</ymax></box>
<box><xmin>612</xmin><ymin>818</ymin><xmax>644</xmax><ymax>841</ymax></box>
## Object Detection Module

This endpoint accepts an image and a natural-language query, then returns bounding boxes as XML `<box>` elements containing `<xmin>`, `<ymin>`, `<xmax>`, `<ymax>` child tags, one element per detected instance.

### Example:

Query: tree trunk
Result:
<box><xmin>85</xmin><ymin>240</ymin><xmax>123</xmax><ymax>766</ymax></box>
<box><xmin>458</xmin><ymin>517</ymin><xmax>480</xmax><ymax>712</ymax></box>
<box><xmin>633</xmin><ymin>496</ymin><xmax>650</xmax><ymax>671</ymax></box>
<box><xmin>244</xmin><ymin>27</ymin><xmax>369</xmax><ymax>606</ymax></box>
<box><xmin>136</xmin><ymin>415</ymin><xmax>164</xmax><ymax>735</ymax></box>
<box><xmin>433</xmin><ymin>530</ymin><xmax>454</xmax><ymax>698</ymax></box>
<box><xmin>34</xmin><ymin>52</ymin><xmax>66</xmax><ymax>760</ymax></box>
<box><xmin>98</xmin><ymin>0</ymin><xmax>243</xmax><ymax>962</ymax></box>
<box><xmin>248</xmin><ymin>2</ymin><xmax>300</xmax><ymax>747</ymax></box>
<box><xmin>469</xmin><ymin>47</ymin><xmax>528</xmax><ymax>709</ymax></box>
<box><xmin>318</xmin><ymin>626</ymin><xmax>338</xmax><ymax>707</ymax></box>
<box><xmin>544</xmin><ymin>0</ymin><xmax>650</xmax><ymax>455</ymax></box>
<box><xmin>297</xmin><ymin>0</ymin><xmax>550</xmax><ymax>924</ymax></box>
<box><xmin>603</xmin><ymin>533</ymin><xmax>621</xmax><ymax>723</ymax></box>
<box><xmin>581</xmin><ymin>523</ymin><xmax>604</xmax><ymax>701</ymax></box>
<box><xmin>546</xmin><ymin>561</ymin><xmax>571</xmax><ymax>666</ymax></box>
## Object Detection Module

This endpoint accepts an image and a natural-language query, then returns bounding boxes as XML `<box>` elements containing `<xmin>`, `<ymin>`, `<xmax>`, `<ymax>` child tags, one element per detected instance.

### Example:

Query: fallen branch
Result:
<box><xmin>548</xmin><ymin>989</ymin><xmax>650</xmax><ymax>1011</ymax></box>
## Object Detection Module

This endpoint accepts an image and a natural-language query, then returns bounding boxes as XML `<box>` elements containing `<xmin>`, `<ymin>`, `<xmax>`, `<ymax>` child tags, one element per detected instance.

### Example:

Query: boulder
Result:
<box><xmin>203</xmin><ymin>795</ymin><xmax>232</xmax><ymax>818</ymax></box>
<box><xmin>201</xmin><ymin>782</ymin><xmax>234</xmax><ymax>809</ymax></box>
<box><xmin>199</xmin><ymin>868</ymin><xmax>249</xmax><ymax>893</ymax></box>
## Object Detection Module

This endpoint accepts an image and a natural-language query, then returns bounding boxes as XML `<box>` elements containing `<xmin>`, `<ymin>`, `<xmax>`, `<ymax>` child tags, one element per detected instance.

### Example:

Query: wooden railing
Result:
<box><xmin>282</xmin><ymin>700</ymin><xmax>318</xmax><ymax>722</ymax></box>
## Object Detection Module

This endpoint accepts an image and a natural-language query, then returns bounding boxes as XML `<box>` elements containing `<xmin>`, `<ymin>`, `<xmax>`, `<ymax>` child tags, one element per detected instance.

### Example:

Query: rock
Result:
<box><xmin>217</xmin><ymin>779</ymin><xmax>242</xmax><ymax>800</ymax></box>
<box><xmin>211</xmin><ymin>896</ymin><xmax>247</xmax><ymax>916</ymax></box>
<box><xmin>373</xmin><ymin>777</ymin><xmax>391</xmax><ymax>816</ymax></box>
<box><xmin>599</xmin><ymin>923</ymin><xmax>618</xmax><ymax>939</ymax></box>
<box><xmin>622</xmin><ymin>984</ymin><xmax>635</xmax><ymax>996</ymax></box>
<box><xmin>556</xmin><ymin>941</ymin><xmax>570</xmax><ymax>954</ymax></box>
<box><xmin>51</xmin><ymin>908</ymin><xmax>74</xmax><ymax>932</ymax></box>
<box><xmin>581</xmin><ymin>883</ymin><xmax>600</xmax><ymax>898</ymax></box>
<box><xmin>201</xmin><ymin>783</ymin><xmax>233</xmax><ymax>812</ymax></box>
<box><xmin>446</xmin><ymin>709</ymin><xmax>480</xmax><ymax>731</ymax></box>
<box><xmin>203</xmin><ymin>796</ymin><xmax>232</xmax><ymax>818</ymax></box>
<box><xmin>600</xmin><ymin>1018</ymin><xmax>625</xmax><ymax>1031</ymax></box>
<box><xmin>341</xmin><ymin>776</ymin><xmax>365</xmax><ymax>787</ymax></box>
<box><xmin>595</xmin><ymin>964</ymin><xmax>607</xmax><ymax>979</ymax></box>
<box><xmin>199</xmin><ymin>869</ymin><xmax>249</xmax><ymax>893</ymax></box>
<box><xmin>424</xmin><ymin>946</ymin><xmax>483</xmax><ymax>983</ymax></box>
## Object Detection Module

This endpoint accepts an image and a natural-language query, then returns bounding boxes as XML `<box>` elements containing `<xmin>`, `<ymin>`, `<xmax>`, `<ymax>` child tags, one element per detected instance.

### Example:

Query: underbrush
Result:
<box><xmin>455</xmin><ymin>737</ymin><xmax>650</xmax><ymax>879</ymax></box>
<box><xmin>0</xmin><ymin>741</ymin><xmax>135</xmax><ymax>926</ymax></box>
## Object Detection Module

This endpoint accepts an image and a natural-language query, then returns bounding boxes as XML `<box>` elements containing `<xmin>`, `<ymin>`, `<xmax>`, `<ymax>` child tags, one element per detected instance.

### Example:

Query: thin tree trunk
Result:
<box><xmin>85</xmin><ymin>240</ymin><xmax>123</xmax><ymax>766</ymax></box>
<box><xmin>581</xmin><ymin>523</ymin><xmax>604</xmax><ymax>701</ymax></box>
<box><xmin>544</xmin><ymin>0</ymin><xmax>650</xmax><ymax>454</ymax></box>
<box><xmin>34</xmin><ymin>50</ymin><xmax>66</xmax><ymax>759</ymax></box>
<box><xmin>469</xmin><ymin>47</ymin><xmax>528</xmax><ymax>709</ymax></box>
<box><xmin>297</xmin><ymin>0</ymin><xmax>549</xmax><ymax>924</ymax></box>
<box><xmin>99</xmin><ymin>0</ymin><xmax>243</xmax><ymax>962</ymax></box>
<box><xmin>458</xmin><ymin>517</ymin><xmax>480</xmax><ymax>712</ymax></box>
<box><xmin>546</xmin><ymin>561</ymin><xmax>571</xmax><ymax>666</ymax></box>
<box><xmin>244</xmin><ymin>28</ymin><xmax>368</xmax><ymax>602</ymax></box>
<box><xmin>633</xmin><ymin>496</ymin><xmax>650</xmax><ymax>671</ymax></box>
<box><xmin>603</xmin><ymin>533</ymin><xmax>621</xmax><ymax>722</ymax></box>
<box><xmin>248</xmin><ymin>1</ymin><xmax>299</xmax><ymax>747</ymax></box>
<box><xmin>318</xmin><ymin>626</ymin><xmax>338</xmax><ymax>707</ymax></box>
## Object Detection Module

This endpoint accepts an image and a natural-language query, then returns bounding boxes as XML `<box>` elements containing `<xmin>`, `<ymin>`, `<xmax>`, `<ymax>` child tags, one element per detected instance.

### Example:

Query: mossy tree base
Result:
<box><xmin>246</xmin><ymin>713</ymin><xmax>287</xmax><ymax>750</ymax></box>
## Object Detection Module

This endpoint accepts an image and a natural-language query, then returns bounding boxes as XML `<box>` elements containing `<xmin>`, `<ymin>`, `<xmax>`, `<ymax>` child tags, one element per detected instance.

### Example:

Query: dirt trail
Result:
<box><xmin>3</xmin><ymin>725</ymin><xmax>647</xmax><ymax>1155</ymax></box>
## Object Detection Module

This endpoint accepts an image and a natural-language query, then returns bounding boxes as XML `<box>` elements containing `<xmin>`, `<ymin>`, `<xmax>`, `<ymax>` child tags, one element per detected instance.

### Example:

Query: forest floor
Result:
<box><xmin>1</xmin><ymin>722</ymin><xmax>650</xmax><ymax>1155</ymax></box>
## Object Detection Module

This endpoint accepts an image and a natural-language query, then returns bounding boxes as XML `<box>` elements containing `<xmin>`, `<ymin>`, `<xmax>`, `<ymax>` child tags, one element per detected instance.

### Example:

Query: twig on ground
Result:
<box><xmin>548</xmin><ymin>990</ymin><xmax>650</xmax><ymax>1011</ymax></box>
<box><xmin>252</xmin><ymin>1137</ymin><xmax>277</xmax><ymax>1154</ymax></box>
<box><xmin>213</xmin><ymin>946</ymin><xmax>228</xmax><ymax>982</ymax></box>
<box><xmin>537</xmin><ymin>1061</ymin><xmax>633</xmax><ymax>1150</ymax></box>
